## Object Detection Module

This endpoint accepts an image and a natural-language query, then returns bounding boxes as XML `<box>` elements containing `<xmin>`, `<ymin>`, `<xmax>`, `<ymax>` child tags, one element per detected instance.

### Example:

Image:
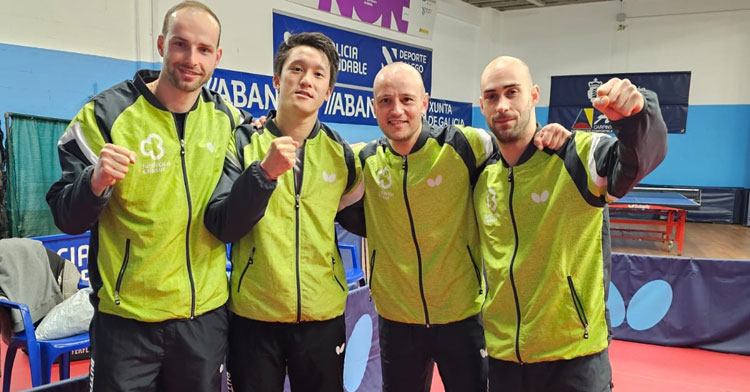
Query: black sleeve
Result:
<box><xmin>595</xmin><ymin>89</ymin><xmax>668</xmax><ymax>198</ymax></box>
<box><xmin>336</xmin><ymin>198</ymin><xmax>366</xmax><ymax>237</ymax></box>
<box><xmin>46</xmin><ymin>138</ymin><xmax>110</xmax><ymax>235</ymax></box>
<box><xmin>204</xmin><ymin>159</ymin><xmax>277</xmax><ymax>243</ymax></box>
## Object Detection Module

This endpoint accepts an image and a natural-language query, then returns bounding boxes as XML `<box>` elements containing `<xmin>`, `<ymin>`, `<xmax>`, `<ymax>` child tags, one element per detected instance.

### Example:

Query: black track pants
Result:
<box><xmin>488</xmin><ymin>348</ymin><xmax>613</xmax><ymax>392</ymax></box>
<box><xmin>89</xmin><ymin>305</ymin><xmax>229</xmax><ymax>392</ymax></box>
<box><xmin>227</xmin><ymin>313</ymin><xmax>346</xmax><ymax>392</ymax></box>
<box><xmin>379</xmin><ymin>314</ymin><xmax>488</xmax><ymax>392</ymax></box>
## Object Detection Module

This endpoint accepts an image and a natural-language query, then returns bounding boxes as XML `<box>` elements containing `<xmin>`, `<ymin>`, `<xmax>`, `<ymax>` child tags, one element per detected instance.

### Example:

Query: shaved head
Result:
<box><xmin>479</xmin><ymin>56</ymin><xmax>540</xmax><ymax>145</ymax></box>
<box><xmin>481</xmin><ymin>56</ymin><xmax>533</xmax><ymax>92</ymax></box>
<box><xmin>371</xmin><ymin>62</ymin><xmax>429</xmax><ymax>155</ymax></box>
<box><xmin>374</xmin><ymin>62</ymin><xmax>426</xmax><ymax>96</ymax></box>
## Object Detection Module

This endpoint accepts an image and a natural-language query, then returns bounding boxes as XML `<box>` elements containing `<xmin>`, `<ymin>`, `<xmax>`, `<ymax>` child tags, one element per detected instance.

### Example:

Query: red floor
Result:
<box><xmin>430</xmin><ymin>340</ymin><xmax>750</xmax><ymax>392</ymax></box>
<box><xmin>3</xmin><ymin>340</ymin><xmax>749</xmax><ymax>391</ymax></box>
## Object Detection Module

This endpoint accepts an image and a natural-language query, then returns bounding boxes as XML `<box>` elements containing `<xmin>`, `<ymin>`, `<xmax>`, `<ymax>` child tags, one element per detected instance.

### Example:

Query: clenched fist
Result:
<box><xmin>592</xmin><ymin>78</ymin><xmax>644</xmax><ymax>122</ymax></box>
<box><xmin>91</xmin><ymin>143</ymin><xmax>137</xmax><ymax>196</ymax></box>
<box><xmin>260</xmin><ymin>136</ymin><xmax>299</xmax><ymax>180</ymax></box>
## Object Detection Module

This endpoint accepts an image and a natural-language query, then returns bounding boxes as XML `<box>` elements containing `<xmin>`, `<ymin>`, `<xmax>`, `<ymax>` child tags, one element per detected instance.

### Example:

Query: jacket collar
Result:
<box><xmin>133</xmin><ymin>69</ymin><xmax>200</xmax><ymax>113</ymax></box>
<box><xmin>498</xmin><ymin>123</ymin><xmax>556</xmax><ymax>168</ymax></box>
<box><xmin>263</xmin><ymin>110</ymin><xmax>322</xmax><ymax>140</ymax></box>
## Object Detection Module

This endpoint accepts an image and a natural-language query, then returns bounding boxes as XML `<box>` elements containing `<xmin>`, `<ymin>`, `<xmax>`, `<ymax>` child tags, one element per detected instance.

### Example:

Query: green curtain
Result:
<box><xmin>1</xmin><ymin>116</ymin><xmax>7</xmax><ymax>238</ymax></box>
<box><xmin>6</xmin><ymin>113</ymin><xmax>70</xmax><ymax>237</ymax></box>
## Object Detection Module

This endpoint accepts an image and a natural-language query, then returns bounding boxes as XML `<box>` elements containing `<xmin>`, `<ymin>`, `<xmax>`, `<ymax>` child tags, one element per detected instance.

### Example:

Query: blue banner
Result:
<box><xmin>609</xmin><ymin>253</ymin><xmax>750</xmax><ymax>355</ymax></box>
<box><xmin>273</xmin><ymin>12</ymin><xmax>433</xmax><ymax>93</ymax></box>
<box><xmin>209</xmin><ymin>69</ymin><xmax>276</xmax><ymax>119</ymax></box>
<box><xmin>548</xmin><ymin>72</ymin><xmax>690</xmax><ymax>134</ymax></box>
<box><xmin>426</xmin><ymin>98</ymin><xmax>472</xmax><ymax>127</ymax></box>
<box><xmin>209</xmin><ymin>68</ymin><xmax>471</xmax><ymax>127</ymax></box>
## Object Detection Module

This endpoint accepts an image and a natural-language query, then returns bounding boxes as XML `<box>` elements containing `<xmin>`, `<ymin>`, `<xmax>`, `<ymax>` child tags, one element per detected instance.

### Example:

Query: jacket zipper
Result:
<box><xmin>368</xmin><ymin>249</ymin><xmax>377</xmax><ymax>301</ymax></box>
<box><xmin>466</xmin><ymin>245</ymin><xmax>483</xmax><ymax>294</ymax></box>
<box><xmin>402</xmin><ymin>156</ymin><xmax>430</xmax><ymax>327</ymax></box>
<box><xmin>507</xmin><ymin>166</ymin><xmax>524</xmax><ymax>363</ymax></box>
<box><xmin>114</xmin><ymin>238</ymin><xmax>131</xmax><ymax>305</ymax></box>
<box><xmin>332</xmin><ymin>257</ymin><xmax>346</xmax><ymax>291</ymax></box>
<box><xmin>179</xmin><ymin>136</ymin><xmax>197</xmax><ymax>319</ymax></box>
<box><xmin>294</xmin><ymin>153</ymin><xmax>303</xmax><ymax>323</ymax></box>
<box><xmin>567</xmin><ymin>276</ymin><xmax>590</xmax><ymax>339</ymax></box>
<box><xmin>237</xmin><ymin>247</ymin><xmax>256</xmax><ymax>293</ymax></box>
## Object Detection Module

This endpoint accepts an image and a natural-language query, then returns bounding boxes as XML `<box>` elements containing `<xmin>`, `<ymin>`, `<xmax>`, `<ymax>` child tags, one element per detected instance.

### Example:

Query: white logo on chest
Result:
<box><xmin>322</xmin><ymin>171</ymin><xmax>336</xmax><ymax>183</ymax></box>
<box><xmin>140</xmin><ymin>133</ymin><xmax>165</xmax><ymax>161</ymax></box>
<box><xmin>376</xmin><ymin>167</ymin><xmax>392</xmax><ymax>190</ymax></box>
<box><xmin>531</xmin><ymin>190</ymin><xmax>549</xmax><ymax>203</ymax></box>
<box><xmin>486</xmin><ymin>188</ymin><xmax>498</xmax><ymax>212</ymax></box>
<box><xmin>427</xmin><ymin>175</ymin><xmax>443</xmax><ymax>187</ymax></box>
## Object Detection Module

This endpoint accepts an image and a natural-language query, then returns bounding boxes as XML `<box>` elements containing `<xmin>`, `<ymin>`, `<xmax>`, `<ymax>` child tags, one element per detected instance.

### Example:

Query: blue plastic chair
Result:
<box><xmin>0</xmin><ymin>299</ymin><xmax>90</xmax><ymax>391</ymax></box>
<box><xmin>338</xmin><ymin>242</ymin><xmax>365</xmax><ymax>288</ymax></box>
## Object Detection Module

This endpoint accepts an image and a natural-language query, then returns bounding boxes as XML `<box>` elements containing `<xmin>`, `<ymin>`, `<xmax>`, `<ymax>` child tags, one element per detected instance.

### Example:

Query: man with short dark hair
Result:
<box><xmin>204</xmin><ymin>32</ymin><xmax>361</xmax><ymax>392</ymax></box>
<box><xmin>46</xmin><ymin>2</ymin><xmax>241</xmax><ymax>390</ymax></box>
<box><xmin>474</xmin><ymin>56</ymin><xmax>668</xmax><ymax>392</ymax></box>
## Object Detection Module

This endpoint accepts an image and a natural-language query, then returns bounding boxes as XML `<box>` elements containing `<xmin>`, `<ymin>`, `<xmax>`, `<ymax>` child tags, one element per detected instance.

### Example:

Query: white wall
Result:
<box><xmin>2</xmin><ymin>0</ymin><xmax>748</xmax><ymax>105</ymax></box>
<box><xmin>1</xmin><ymin>0</ymin><xmax>496</xmax><ymax>104</ymax></box>
<box><xmin>1</xmin><ymin>0</ymin><xmax>153</xmax><ymax>64</ymax></box>
<box><xmin>497</xmin><ymin>0</ymin><xmax>750</xmax><ymax>106</ymax></box>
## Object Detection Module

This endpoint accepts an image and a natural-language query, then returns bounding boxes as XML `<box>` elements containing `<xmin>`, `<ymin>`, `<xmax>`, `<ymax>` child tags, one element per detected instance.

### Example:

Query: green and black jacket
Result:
<box><xmin>339</xmin><ymin>118</ymin><xmax>495</xmax><ymax>325</ymax></box>
<box><xmin>47</xmin><ymin>70</ymin><xmax>242</xmax><ymax>322</ymax></box>
<box><xmin>204</xmin><ymin>113</ymin><xmax>362</xmax><ymax>323</ymax></box>
<box><xmin>474</xmin><ymin>90</ymin><xmax>668</xmax><ymax>363</ymax></box>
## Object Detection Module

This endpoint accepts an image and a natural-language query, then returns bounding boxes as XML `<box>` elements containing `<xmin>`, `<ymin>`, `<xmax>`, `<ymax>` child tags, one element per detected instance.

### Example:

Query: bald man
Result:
<box><xmin>337</xmin><ymin>62</ymin><xmax>571</xmax><ymax>392</ymax></box>
<box><xmin>473</xmin><ymin>56</ymin><xmax>668</xmax><ymax>391</ymax></box>
<box><xmin>46</xmin><ymin>2</ymin><xmax>242</xmax><ymax>390</ymax></box>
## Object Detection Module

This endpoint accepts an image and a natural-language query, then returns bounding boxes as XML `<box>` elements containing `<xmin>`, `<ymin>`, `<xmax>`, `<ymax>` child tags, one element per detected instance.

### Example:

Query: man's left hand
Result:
<box><xmin>251</xmin><ymin>115</ymin><xmax>267</xmax><ymax>130</ymax></box>
<box><xmin>534</xmin><ymin>123</ymin><xmax>571</xmax><ymax>151</ymax></box>
<box><xmin>593</xmin><ymin>78</ymin><xmax>644</xmax><ymax>122</ymax></box>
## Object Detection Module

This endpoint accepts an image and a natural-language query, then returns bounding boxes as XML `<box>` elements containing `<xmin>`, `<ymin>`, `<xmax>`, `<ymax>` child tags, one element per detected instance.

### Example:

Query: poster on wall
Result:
<box><xmin>548</xmin><ymin>72</ymin><xmax>690</xmax><ymax>134</ymax></box>
<box><xmin>273</xmin><ymin>11</ymin><xmax>433</xmax><ymax>93</ymax></box>
<box><xmin>285</xmin><ymin>0</ymin><xmax>437</xmax><ymax>39</ymax></box>
<box><xmin>426</xmin><ymin>98</ymin><xmax>472</xmax><ymax>127</ymax></box>
<box><xmin>209</xmin><ymin>69</ymin><xmax>472</xmax><ymax>127</ymax></box>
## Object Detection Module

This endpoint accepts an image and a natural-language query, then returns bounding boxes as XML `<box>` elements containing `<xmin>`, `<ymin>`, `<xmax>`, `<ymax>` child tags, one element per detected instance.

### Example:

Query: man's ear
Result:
<box><xmin>324</xmin><ymin>86</ymin><xmax>333</xmax><ymax>102</ymax></box>
<box><xmin>272</xmin><ymin>74</ymin><xmax>280</xmax><ymax>90</ymax></box>
<box><xmin>531</xmin><ymin>85</ymin><xmax>540</xmax><ymax>106</ymax></box>
<box><xmin>157</xmin><ymin>35</ymin><xmax>165</xmax><ymax>57</ymax></box>
<box><xmin>421</xmin><ymin>93</ymin><xmax>429</xmax><ymax>115</ymax></box>
<box><xmin>215</xmin><ymin>47</ymin><xmax>223</xmax><ymax>67</ymax></box>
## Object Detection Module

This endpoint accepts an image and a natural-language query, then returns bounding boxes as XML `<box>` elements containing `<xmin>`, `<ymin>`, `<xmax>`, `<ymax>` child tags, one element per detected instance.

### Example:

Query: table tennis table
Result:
<box><xmin>609</xmin><ymin>188</ymin><xmax>701</xmax><ymax>255</ymax></box>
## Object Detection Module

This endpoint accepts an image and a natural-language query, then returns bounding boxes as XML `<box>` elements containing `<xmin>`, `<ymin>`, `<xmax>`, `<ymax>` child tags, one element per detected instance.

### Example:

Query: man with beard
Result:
<box><xmin>46</xmin><ymin>2</ymin><xmax>242</xmax><ymax>390</ymax></box>
<box><xmin>336</xmin><ymin>62</ymin><xmax>570</xmax><ymax>392</ymax></box>
<box><xmin>473</xmin><ymin>56</ymin><xmax>668</xmax><ymax>392</ymax></box>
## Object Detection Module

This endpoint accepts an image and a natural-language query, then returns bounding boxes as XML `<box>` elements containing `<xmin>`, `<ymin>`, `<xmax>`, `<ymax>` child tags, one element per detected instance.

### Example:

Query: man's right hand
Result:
<box><xmin>259</xmin><ymin>137</ymin><xmax>299</xmax><ymax>180</ymax></box>
<box><xmin>91</xmin><ymin>143</ymin><xmax>137</xmax><ymax>196</ymax></box>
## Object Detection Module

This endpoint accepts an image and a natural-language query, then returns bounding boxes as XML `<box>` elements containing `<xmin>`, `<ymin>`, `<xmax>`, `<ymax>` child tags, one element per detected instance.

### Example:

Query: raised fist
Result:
<box><xmin>91</xmin><ymin>143</ymin><xmax>137</xmax><ymax>196</ymax></box>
